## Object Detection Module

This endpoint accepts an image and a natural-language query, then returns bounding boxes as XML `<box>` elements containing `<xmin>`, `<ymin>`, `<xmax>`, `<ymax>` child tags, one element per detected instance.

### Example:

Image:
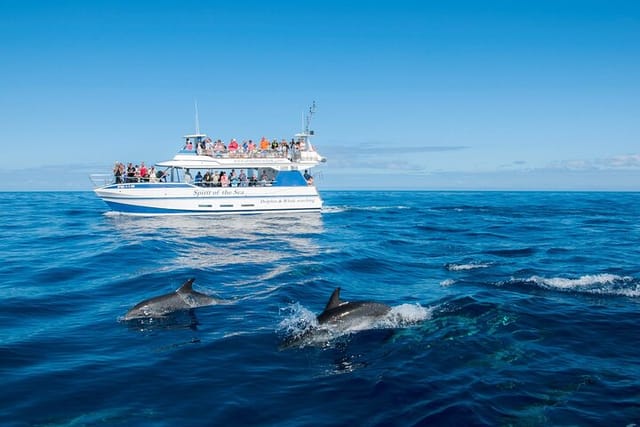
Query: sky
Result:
<box><xmin>1</xmin><ymin>0</ymin><xmax>639</xmax><ymax>191</ymax></box>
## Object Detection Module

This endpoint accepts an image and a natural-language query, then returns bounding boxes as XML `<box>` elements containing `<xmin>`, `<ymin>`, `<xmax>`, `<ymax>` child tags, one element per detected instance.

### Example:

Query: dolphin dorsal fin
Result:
<box><xmin>324</xmin><ymin>287</ymin><xmax>343</xmax><ymax>311</ymax></box>
<box><xmin>177</xmin><ymin>278</ymin><xmax>195</xmax><ymax>293</ymax></box>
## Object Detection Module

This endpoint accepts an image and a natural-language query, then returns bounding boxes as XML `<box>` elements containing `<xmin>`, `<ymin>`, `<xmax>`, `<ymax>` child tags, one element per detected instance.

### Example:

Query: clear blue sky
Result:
<box><xmin>1</xmin><ymin>0</ymin><xmax>639</xmax><ymax>190</ymax></box>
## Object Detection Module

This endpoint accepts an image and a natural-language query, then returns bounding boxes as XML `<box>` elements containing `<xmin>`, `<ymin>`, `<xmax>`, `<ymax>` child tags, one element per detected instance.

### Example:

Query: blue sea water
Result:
<box><xmin>1</xmin><ymin>191</ymin><xmax>639</xmax><ymax>426</ymax></box>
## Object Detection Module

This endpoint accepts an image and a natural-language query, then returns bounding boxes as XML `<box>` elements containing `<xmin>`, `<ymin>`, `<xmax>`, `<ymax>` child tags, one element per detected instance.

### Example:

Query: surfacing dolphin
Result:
<box><xmin>317</xmin><ymin>287</ymin><xmax>391</xmax><ymax>326</ymax></box>
<box><xmin>123</xmin><ymin>278</ymin><xmax>223</xmax><ymax>320</ymax></box>
<box><xmin>280</xmin><ymin>288</ymin><xmax>393</xmax><ymax>349</ymax></box>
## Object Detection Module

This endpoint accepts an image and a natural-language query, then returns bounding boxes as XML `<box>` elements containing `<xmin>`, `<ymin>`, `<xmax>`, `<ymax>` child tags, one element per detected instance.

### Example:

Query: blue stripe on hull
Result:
<box><xmin>103</xmin><ymin>200</ymin><xmax>321</xmax><ymax>215</ymax></box>
<box><xmin>99</xmin><ymin>194</ymin><xmax>317</xmax><ymax>201</ymax></box>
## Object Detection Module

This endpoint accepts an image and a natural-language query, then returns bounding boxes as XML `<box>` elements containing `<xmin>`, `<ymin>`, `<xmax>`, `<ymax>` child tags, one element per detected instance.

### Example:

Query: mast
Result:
<box><xmin>194</xmin><ymin>99</ymin><xmax>200</xmax><ymax>135</ymax></box>
<box><xmin>304</xmin><ymin>101</ymin><xmax>316</xmax><ymax>135</ymax></box>
<box><xmin>293</xmin><ymin>101</ymin><xmax>320</xmax><ymax>158</ymax></box>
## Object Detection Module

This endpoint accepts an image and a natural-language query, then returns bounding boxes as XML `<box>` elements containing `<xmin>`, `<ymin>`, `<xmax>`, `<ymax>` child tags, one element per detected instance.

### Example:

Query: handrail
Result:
<box><xmin>89</xmin><ymin>173</ymin><xmax>113</xmax><ymax>187</ymax></box>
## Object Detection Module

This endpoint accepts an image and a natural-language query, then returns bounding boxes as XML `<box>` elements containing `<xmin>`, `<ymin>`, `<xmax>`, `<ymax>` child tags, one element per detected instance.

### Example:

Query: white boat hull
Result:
<box><xmin>94</xmin><ymin>183</ymin><xmax>322</xmax><ymax>215</ymax></box>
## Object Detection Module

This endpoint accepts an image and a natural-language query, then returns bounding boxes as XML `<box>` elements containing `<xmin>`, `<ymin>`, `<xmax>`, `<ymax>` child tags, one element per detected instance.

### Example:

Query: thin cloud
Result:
<box><xmin>324</xmin><ymin>143</ymin><xmax>469</xmax><ymax>156</ymax></box>
<box><xmin>359</xmin><ymin>145</ymin><xmax>469</xmax><ymax>154</ymax></box>
<box><xmin>601</xmin><ymin>154</ymin><xmax>640</xmax><ymax>169</ymax></box>
<box><xmin>329</xmin><ymin>157</ymin><xmax>428</xmax><ymax>173</ymax></box>
<box><xmin>547</xmin><ymin>153</ymin><xmax>640</xmax><ymax>171</ymax></box>
<box><xmin>349</xmin><ymin>142</ymin><xmax>469</xmax><ymax>155</ymax></box>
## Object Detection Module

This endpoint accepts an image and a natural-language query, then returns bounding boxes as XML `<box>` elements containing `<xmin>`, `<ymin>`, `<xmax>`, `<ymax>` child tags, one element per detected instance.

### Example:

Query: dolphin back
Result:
<box><xmin>317</xmin><ymin>288</ymin><xmax>391</xmax><ymax>325</ymax></box>
<box><xmin>123</xmin><ymin>278</ymin><xmax>218</xmax><ymax>320</ymax></box>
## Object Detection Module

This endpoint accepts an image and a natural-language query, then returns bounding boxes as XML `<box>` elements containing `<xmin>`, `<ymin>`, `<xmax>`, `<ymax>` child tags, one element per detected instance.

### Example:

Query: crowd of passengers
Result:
<box><xmin>112</xmin><ymin>163</ymin><xmax>314</xmax><ymax>186</ymax></box>
<box><xmin>112</xmin><ymin>162</ymin><xmax>269</xmax><ymax>186</ymax></box>
<box><xmin>112</xmin><ymin>162</ymin><xmax>164</xmax><ymax>183</ymax></box>
<box><xmin>185</xmin><ymin>168</ymin><xmax>270</xmax><ymax>187</ymax></box>
<box><xmin>185</xmin><ymin>136</ymin><xmax>308</xmax><ymax>158</ymax></box>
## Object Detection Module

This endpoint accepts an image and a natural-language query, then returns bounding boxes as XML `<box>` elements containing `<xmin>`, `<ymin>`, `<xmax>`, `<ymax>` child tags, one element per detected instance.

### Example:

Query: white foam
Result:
<box><xmin>321</xmin><ymin>206</ymin><xmax>346</xmax><ymax>214</ymax></box>
<box><xmin>278</xmin><ymin>303</ymin><xmax>318</xmax><ymax>336</ymax></box>
<box><xmin>524</xmin><ymin>274</ymin><xmax>639</xmax><ymax>297</ymax></box>
<box><xmin>440</xmin><ymin>279</ymin><xmax>456</xmax><ymax>287</ymax></box>
<box><xmin>379</xmin><ymin>303</ymin><xmax>433</xmax><ymax>327</ymax></box>
<box><xmin>446</xmin><ymin>262</ymin><xmax>492</xmax><ymax>271</ymax></box>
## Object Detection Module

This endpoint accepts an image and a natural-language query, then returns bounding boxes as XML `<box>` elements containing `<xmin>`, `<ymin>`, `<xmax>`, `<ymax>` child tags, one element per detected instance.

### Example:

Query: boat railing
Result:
<box><xmin>89</xmin><ymin>173</ymin><xmax>113</xmax><ymax>187</ymax></box>
<box><xmin>184</xmin><ymin>146</ymin><xmax>317</xmax><ymax>163</ymax></box>
<box><xmin>194</xmin><ymin>147</ymin><xmax>288</xmax><ymax>159</ymax></box>
<box><xmin>193</xmin><ymin>179</ymin><xmax>275</xmax><ymax>188</ymax></box>
<box><xmin>91</xmin><ymin>173</ymin><xmax>280</xmax><ymax>187</ymax></box>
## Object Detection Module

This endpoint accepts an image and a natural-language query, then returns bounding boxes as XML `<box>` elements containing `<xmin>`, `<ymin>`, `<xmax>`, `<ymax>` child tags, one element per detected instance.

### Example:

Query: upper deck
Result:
<box><xmin>157</xmin><ymin>133</ymin><xmax>326</xmax><ymax>171</ymax></box>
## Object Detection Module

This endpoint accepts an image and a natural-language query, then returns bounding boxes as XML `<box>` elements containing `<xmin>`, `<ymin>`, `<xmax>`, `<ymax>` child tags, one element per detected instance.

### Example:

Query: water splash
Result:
<box><xmin>278</xmin><ymin>302</ymin><xmax>432</xmax><ymax>349</ymax></box>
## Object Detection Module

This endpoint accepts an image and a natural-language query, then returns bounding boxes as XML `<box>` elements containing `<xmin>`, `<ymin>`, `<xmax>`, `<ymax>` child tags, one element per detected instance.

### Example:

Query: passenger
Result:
<box><xmin>139</xmin><ymin>162</ymin><xmax>148</xmax><ymax>181</ymax></box>
<box><xmin>185</xmin><ymin>138</ymin><xmax>193</xmax><ymax>150</ymax></box>
<box><xmin>202</xmin><ymin>171</ymin><xmax>211</xmax><ymax>187</ymax></box>
<box><xmin>242</xmin><ymin>140</ymin><xmax>249</xmax><ymax>153</ymax></box>
<box><xmin>212</xmin><ymin>171</ymin><xmax>220</xmax><ymax>187</ymax></box>
<box><xmin>228</xmin><ymin>139</ymin><xmax>239</xmax><ymax>153</ymax></box>
<box><xmin>247</xmin><ymin>140</ymin><xmax>256</xmax><ymax>155</ymax></box>
<box><xmin>213</xmin><ymin>139</ymin><xmax>225</xmax><ymax>156</ymax></box>
<box><xmin>280</xmin><ymin>139</ymin><xmax>288</xmax><ymax>157</ymax></box>
<box><xmin>289</xmin><ymin>143</ymin><xmax>298</xmax><ymax>161</ymax></box>
<box><xmin>259</xmin><ymin>170</ymin><xmax>269</xmax><ymax>186</ymax></box>
<box><xmin>239</xmin><ymin>169</ymin><xmax>248</xmax><ymax>187</ymax></box>
<box><xmin>184</xmin><ymin>168</ymin><xmax>193</xmax><ymax>184</ymax></box>
<box><xmin>271</xmin><ymin>139</ymin><xmax>279</xmax><ymax>151</ymax></box>
<box><xmin>149</xmin><ymin>167</ymin><xmax>158</xmax><ymax>183</ymax></box>
<box><xmin>249</xmin><ymin>175</ymin><xmax>257</xmax><ymax>187</ymax></box>
<box><xmin>304</xmin><ymin>169</ymin><xmax>313</xmax><ymax>185</ymax></box>
<box><xmin>126</xmin><ymin>163</ymin><xmax>135</xmax><ymax>182</ymax></box>
<box><xmin>113</xmin><ymin>162</ymin><xmax>123</xmax><ymax>183</ymax></box>
<box><xmin>220</xmin><ymin>171</ymin><xmax>229</xmax><ymax>187</ymax></box>
<box><xmin>195</xmin><ymin>171</ymin><xmax>203</xmax><ymax>185</ymax></box>
<box><xmin>134</xmin><ymin>165</ymin><xmax>141</xmax><ymax>182</ymax></box>
<box><xmin>205</xmin><ymin>137</ymin><xmax>214</xmax><ymax>156</ymax></box>
<box><xmin>156</xmin><ymin>169</ymin><xmax>167</xmax><ymax>182</ymax></box>
<box><xmin>230</xmin><ymin>169</ymin><xmax>238</xmax><ymax>187</ymax></box>
<box><xmin>260</xmin><ymin>136</ymin><xmax>270</xmax><ymax>151</ymax></box>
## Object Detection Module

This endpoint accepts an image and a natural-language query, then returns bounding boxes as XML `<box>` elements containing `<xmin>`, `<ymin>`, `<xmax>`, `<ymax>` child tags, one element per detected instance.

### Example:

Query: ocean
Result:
<box><xmin>1</xmin><ymin>191</ymin><xmax>638</xmax><ymax>426</ymax></box>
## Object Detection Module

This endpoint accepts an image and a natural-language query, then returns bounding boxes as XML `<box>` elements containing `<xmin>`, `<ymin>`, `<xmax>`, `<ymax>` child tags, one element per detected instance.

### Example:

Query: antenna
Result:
<box><xmin>194</xmin><ymin>99</ymin><xmax>200</xmax><ymax>135</ymax></box>
<box><xmin>304</xmin><ymin>101</ymin><xmax>316</xmax><ymax>134</ymax></box>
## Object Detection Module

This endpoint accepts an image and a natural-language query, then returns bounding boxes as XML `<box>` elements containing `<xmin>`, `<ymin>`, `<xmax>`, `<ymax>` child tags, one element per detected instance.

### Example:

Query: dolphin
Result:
<box><xmin>279</xmin><ymin>288</ymin><xmax>393</xmax><ymax>349</ymax></box>
<box><xmin>317</xmin><ymin>287</ymin><xmax>391</xmax><ymax>326</ymax></box>
<box><xmin>123</xmin><ymin>278</ymin><xmax>222</xmax><ymax>320</ymax></box>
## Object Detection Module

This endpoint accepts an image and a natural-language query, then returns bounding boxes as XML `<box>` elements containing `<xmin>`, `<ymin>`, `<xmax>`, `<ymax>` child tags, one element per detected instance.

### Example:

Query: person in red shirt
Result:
<box><xmin>139</xmin><ymin>162</ymin><xmax>148</xmax><ymax>180</ymax></box>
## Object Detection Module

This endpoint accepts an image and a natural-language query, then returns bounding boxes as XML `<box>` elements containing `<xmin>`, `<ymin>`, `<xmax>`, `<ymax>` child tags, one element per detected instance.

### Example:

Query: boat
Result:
<box><xmin>91</xmin><ymin>103</ymin><xmax>326</xmax><ymax>215</ymax></box>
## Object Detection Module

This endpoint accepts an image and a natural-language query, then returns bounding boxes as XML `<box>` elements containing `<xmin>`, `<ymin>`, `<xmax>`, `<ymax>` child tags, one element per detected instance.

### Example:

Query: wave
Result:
<box><xmin>513</xmin><ymin>274</ymin><xmax>639</xmax><ymax>297</ymax></box>
<box><xmin>321</xmin><ymin>206</ymin><xmax>347</xmax><ymax>214</ymax></box>
<box><xmin>323</xmin><ymin>205</ymin><xmax>411</xmax><ymax>214</ymax></box>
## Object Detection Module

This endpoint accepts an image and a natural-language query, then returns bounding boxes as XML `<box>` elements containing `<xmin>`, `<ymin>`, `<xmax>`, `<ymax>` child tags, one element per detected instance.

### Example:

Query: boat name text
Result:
<box><xmin>193</xmin><ymin>189</ymin><xmax>247</xmax><ymax>197</ymax></box>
